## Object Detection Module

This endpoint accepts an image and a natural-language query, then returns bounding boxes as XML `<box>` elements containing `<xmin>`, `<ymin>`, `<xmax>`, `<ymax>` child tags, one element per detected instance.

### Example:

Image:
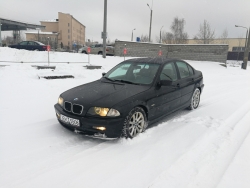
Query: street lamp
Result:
<box><xmin>36</xmin><ymin>28</ymin><xmax>40</xmax><ymax>42</ymax></box>
<box><xmin>160</xmin><ymin>25</ymin><xmax>164</xmax><ymax>43</ymax></box>
<box><xmin>235</xmin><ymin>25</ymin><xmax>250</xmax><ymax>70</ymax></box>
<box><xmin>131</xmin><ymin>28</ymin><xmax>136</xmax><ymax>41</ymax></box>
<box><xmin>235</xmin><ymin>25</ymin><xmax>248</xmax><ymax>48</ymax></box>
<box><xmin>0</xmin><ymin>22</ymin><xmax>2</xmax><ymax>47</ymax></box>
<box><xmin>147</xmin><ymin>0</ymin><xmax>153</xmax><ymax>42</ymax></box>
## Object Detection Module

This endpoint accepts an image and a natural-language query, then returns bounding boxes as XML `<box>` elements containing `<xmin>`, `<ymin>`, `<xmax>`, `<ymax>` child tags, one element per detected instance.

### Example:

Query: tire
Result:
<box><xmin>98</xmin><ymin>51</ymin><xmax>103</xmax><ymax>55</ymax></box>
<box><xmin>188</xmin><ymin>88</ymin><xmax>201</xmax><ymax>110</ymax></box>
<box><xmin>122</xmin><ymin>107</ymin><xmax>148</xmax><ymax>138</ymax></box>
<box><xmin>82</xmin><ymin>51</ymin><xmax>87</xmax><ymax>54</ymax></box>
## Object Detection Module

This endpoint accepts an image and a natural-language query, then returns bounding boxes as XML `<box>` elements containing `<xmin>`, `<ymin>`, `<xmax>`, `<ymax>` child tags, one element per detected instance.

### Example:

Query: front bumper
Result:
<box><xmin>54</xmin><ymin>104</ymin><xmax>124</xmax><ymax>138</ymax></box>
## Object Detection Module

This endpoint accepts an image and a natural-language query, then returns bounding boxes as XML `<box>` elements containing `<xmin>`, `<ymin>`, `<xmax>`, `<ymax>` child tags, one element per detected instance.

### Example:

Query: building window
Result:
<box><xmin>68</xmin><ymin>23</ymin><xmax>70</xmax><ymax>27</ymax></box>
<box><xmin>68</xmin><ymin>29</ymin><xmax>70</xmax><ymax>33</ymax></box>
<box><xmin>68</xmin><ymin>35</ymin><xmax>70</xmax><ymax>39</ymax></box>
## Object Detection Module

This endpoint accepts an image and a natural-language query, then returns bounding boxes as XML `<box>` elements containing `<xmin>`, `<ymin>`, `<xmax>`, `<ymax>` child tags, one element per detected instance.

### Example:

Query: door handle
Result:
<box><xmin>173</xmin><ymin>83</ymin><xmax>180</xmax><ymax>89</ymax></box>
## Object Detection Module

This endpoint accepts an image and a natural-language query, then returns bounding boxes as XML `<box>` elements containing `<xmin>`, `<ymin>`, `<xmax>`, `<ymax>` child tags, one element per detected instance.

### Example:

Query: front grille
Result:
<box><xmin>64</xmin><ymin>101</ymin><xmax>83</xmax><ymax>115</ymax></box>
<box><xmin>73</xmin><ymin>104</ymin><xmax>83</xmax><ymax>114</ymax></box>
<box><xmin>64</xmin><ymin>101</ymin><xmax>72</xmax><ymax>112</ymax></box>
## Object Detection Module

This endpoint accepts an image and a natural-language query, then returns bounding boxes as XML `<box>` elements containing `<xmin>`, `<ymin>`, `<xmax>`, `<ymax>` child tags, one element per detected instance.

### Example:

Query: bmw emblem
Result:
<box><xmin>74</xmin><ymin>98</ymin><xmax>78</xmax><ymax>101</ymax></box>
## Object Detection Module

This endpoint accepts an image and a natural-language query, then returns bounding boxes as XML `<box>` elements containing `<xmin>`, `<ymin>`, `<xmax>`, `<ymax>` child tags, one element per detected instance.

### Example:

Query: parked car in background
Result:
<box><xmin>8</xmin><ymin>41</ymin><xmax>47</xmax><ymax>51</ymax></box>
<box><xmin>54</xmin><ymin>57</ymin><xmax>204</xmax><ymax>139</ymax></box>
<box><xmin>78</xmin><ymin>44</ymin><xmax>114</xmax><ymax>56</ymax></box>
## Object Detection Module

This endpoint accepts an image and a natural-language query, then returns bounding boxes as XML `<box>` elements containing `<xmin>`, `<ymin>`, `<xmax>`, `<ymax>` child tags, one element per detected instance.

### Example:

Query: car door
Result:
<box><xmin>175</xmin><ymin>61</ymin><xmax>195</xmax><ymax>106</ymax></box>
<box><xmin>18</xmin><ymin>41</ymin><xmax>28</xmax><ymax>50</ymax></box>
<box><xmin>91</xmin><ymin>44</ymin><xmax>99</xmax><ymax>54</ymax></box>
<box><xmin>27</xmin><ymin>41</ymin><xmax>36</xmax><ymax>50</ymax></box>
<box><xmin>148</xmin><ymin>62</ymin><xmax>182</xmax><ymax>119</ymax></box>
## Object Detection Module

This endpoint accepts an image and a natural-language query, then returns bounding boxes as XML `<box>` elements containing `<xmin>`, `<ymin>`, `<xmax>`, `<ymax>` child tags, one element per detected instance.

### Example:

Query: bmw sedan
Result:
<box><xmin>9</xmin><ymin>41</ymin><xmax>47</xmax><ymax>51</ymax></box>
<box><xmin>54</xmin><ymin>58</ymin><xmax>204</xmax><ymax>139</ymax></box>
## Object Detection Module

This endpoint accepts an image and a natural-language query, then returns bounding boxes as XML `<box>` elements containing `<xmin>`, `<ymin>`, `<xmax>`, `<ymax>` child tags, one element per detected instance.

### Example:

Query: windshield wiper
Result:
<box><xmin>114</xmin><ymin>79</ymin><xmax>140</xmax><ymax>85</ymax></box>
<box><xmin>103</xmin><ymin>77</ymin><xmax>115</xmax><ymax>82</ymax></box>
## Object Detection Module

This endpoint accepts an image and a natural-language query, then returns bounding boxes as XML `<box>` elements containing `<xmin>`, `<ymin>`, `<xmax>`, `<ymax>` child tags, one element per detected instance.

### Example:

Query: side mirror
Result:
<box><xmin>102</xmin><ymin>72</ymin><xmax>106</xmax><ymax>77</ymax></box>
<box><xmin>158</xmin><ymin>80</ymin><xmax>172</xmax><ymax>86</ymax></box>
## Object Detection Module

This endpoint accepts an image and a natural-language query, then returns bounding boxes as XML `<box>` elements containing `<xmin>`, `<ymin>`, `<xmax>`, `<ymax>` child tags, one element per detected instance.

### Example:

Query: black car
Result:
<box><xmin>54</xmin><ymin>58</ymin><xmax>204</xmax><ymax>139</ymax></box>
<box><xmin>9</xmin><ymin>41</ymin><xmax>47</xmax><ymax>51</ymax></box>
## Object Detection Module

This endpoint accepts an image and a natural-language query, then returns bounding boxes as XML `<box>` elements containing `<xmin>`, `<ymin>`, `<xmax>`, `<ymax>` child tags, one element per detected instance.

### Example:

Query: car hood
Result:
<box><xmin>61</xmin><ymin>80</ymin><xmax>150</xmax><ymax>111</ymax></box>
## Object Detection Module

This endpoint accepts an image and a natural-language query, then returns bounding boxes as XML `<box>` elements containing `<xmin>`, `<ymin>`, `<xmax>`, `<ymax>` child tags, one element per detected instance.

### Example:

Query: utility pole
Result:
<box><xmin>102</xmin><ymin>0</ymin><xmax>107</xmax><ymax>58</ymax></box>
<box><xmin>242</xmin><ymin>27</ymin><xmax>250</xmax><ymax>70</ymax></box>
<box><xmin>160</xmin><ymin>26</ymin><xmax>164</xmax><ymax>43</ymax></box>
<box><xmin>147</xmin><ymin>0</ymin><xmax>153</xmax><ymax>43</ymax></box>
<box><xmin>131</xmin><ymin>28</ymin><xmax>136</xmax><ymax>41</ymax></box>
<box><xmin>0</xmin><ymin>22</ymin><xmax>2</xmax><ymax>47</ymax></box>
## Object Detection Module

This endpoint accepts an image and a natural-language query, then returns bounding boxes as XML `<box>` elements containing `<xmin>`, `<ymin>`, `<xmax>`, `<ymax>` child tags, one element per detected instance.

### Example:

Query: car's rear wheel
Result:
<box><xmin>188</xmin><ymin>88</ymin><xmax>200</xmax><ymax>110</ymax></box>
<box><xmin>98</xmin><ymin>51</ymin><xmax>103</xmax><ymax>55</ymax></box>
<box><xmin>122</xmin><ymin>107</ymin><xmax>147</xmax><ymax>138</ymax></box>
<box><xmin>82</xmin><ymin>51</ymin><xmax>87</xmax><ymax>54</ymax></box>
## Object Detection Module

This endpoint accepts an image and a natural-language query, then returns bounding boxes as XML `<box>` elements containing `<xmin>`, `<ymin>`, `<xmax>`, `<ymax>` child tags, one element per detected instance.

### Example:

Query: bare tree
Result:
<box><xmin>140</xmin><ymin>34</ymin><xmax>149</xmax><ymax>42</ymax></box>
<box><xmin>220</xmin><ymin>28</ymin><xmax>229</xmax><ymax>44</ymax></box>
<box><xmin>161</xmin><ymin>31</ymin><xmax>174</xmax><ymax>44</ymax></box>
<box><xmin>194</xmin><ymin>20</ymin><xmax>215</xmax><ymax>44</ymax></box>
<box><xmin>170</xmin><ymin>17</ymin><xmax>189</xmax><ymax>44</ymax></box>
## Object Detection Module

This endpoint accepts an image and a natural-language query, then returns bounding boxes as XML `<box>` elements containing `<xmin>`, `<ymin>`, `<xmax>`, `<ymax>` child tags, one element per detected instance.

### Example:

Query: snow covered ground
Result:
<box><xmin>0</xmin><ymin>47</ymin><xmax>250</xmax><ymax>188</ymax></box>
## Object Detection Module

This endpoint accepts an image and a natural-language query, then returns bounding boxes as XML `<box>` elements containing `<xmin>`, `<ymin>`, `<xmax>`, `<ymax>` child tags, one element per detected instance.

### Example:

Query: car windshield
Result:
<box><xmin>103</xmin><ymin>62</ymin><xmax>160</xmax><ymax>85</ymax></box>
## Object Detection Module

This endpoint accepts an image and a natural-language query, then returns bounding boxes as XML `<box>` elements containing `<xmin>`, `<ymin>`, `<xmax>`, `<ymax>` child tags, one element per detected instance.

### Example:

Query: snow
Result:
<box><xmin>25</xmin><ymin>31</ymin><xmax>58</xmax><ymax>35</ymax></box>
<box><xmin>0</xmin><ymin>47</ymin><xmax>250</xmax><ymax>188</ymax></box>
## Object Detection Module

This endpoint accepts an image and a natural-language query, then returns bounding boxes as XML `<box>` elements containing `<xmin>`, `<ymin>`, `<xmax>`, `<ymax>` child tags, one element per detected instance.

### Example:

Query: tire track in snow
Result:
<box><xmin>148</xmin><ymin>100</ymin><xmax>250</xmax><ymax>188</ymax></box>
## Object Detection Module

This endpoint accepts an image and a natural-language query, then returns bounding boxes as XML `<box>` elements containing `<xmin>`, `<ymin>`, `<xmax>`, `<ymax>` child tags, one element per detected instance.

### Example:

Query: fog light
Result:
<box><xmin>93</xmin><ymin>126</ymin><xmax>106</xmax><ymax>131</ymax></box>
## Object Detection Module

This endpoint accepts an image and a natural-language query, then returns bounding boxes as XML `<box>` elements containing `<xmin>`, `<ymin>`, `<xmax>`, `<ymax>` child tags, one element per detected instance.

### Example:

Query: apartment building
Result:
<box><xmin>26</xmin><ymin>12</ymin><xmax>85</xmax><ymax>50</ymax></box>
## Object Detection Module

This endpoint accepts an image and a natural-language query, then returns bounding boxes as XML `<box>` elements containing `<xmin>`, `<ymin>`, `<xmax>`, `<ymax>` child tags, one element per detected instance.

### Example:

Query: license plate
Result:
<box><xmin>60</xmin><ymin>114</ymin><xmax>80</xmax><ymax>127</ymax></box>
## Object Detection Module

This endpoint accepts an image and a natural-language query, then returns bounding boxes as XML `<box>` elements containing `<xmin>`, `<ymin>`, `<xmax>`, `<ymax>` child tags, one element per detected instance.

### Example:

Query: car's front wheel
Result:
<box><xmin>189</xmin><ymin>88</ymin><xmax>201</xmax><ymax>110</ymax></box>
<box><xmin>122</xmin><ymin>107</ymin><xmax>148</xmax><ymax>138</ymax></box>
<box><xmin>98</xmin><ymin>51</ymin><xmax>103</xmax><ymax>55</ymax></box>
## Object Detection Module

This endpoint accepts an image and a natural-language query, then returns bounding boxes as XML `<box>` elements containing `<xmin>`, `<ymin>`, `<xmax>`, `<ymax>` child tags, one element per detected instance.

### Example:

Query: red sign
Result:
<box><xmin>87</xmin><ymin>47</ymin><xmax>91</xmax><ymax>53</ymax></box>
<box><xmin>47</xmin><ymin>45</ymin><xmax>51</xmax><ymax>51</ymax></box>
<box><xmin>123</xmin><ymin>48</ymin><xmax>127</xmax><ymax>55</ymax></box>
<box><xmin>158</xmin><ymin>50</ymin><xmax>162</xmax><ymax>56</ymax></box>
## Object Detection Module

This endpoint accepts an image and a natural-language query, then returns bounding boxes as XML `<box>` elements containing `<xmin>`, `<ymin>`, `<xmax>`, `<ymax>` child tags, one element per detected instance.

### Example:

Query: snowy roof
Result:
<box><xmin>40</xmin><ymin>19</ymin><xmax>58</xmax><ymax>22</ymax></box>
<box><xmin>25</xmin><ymin>31</ymin><xmax>58</xmax><ymax>35</ymax></box>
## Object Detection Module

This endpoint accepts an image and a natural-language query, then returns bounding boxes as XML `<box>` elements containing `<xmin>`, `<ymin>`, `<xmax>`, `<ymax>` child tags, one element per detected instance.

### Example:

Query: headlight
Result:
<box><xmin>87</xmin><ymin>107</ymin><xmax>120</xmax><ymax>117</ymax></box>
<box><xmin>58</xmin><ymin>96</ymin><xmax>64</xmax><ymax>107</ymax></box>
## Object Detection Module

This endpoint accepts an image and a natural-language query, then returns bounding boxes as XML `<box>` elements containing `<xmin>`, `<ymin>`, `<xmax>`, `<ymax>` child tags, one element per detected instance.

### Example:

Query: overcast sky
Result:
<box><xmin>1</xmin><ymin>0</ymin><xmax>249</xmax><ymax>42</ymax></box>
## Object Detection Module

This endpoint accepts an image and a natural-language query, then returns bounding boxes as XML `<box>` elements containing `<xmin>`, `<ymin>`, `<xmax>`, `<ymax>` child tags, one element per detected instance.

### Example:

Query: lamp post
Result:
<box><xmin>131</xmin><ymin>28</ymin><xmax>136</xmax><ymax>41</ymax></box>
<box><xmin>102</xmin><ymin>0</ymin><xmax>107</xmax><ymax>58</ymax></box>
<box><xmin>235</xmin><ymin>25</ymin><xmax>250</xmax><ymax>69</ymax></box>
<box><xmin>0</xmin><ymin>22</ymin><xmax>2</xmax><ymax>47</ymax></box>
<box><xmin>235</xmin><ymin>25</ymin><xmax>248</xmax><ymax>48</ymax></box>
<box><xmin>160</xmin><ymin>25</ymin><xmax>164</xmax><ymax>43</ymax></box>
<box><xmin>47</xmin><ymin>37</ymin><xmax>50</xmax><ymax>66</ymax></box>
<box><xmin>147</xmin><ymin>0</ymin><xmax>153</xmax><ymax>42</ymax></box>
<box><xmin>235</xmin><ymin>25</ymin><xmax>249</xmax><ymax>69</ymax></box>
<box><xmin>36</xmin><ymin>28</ymin><xmax>40</xmax><ymax>42</ymax></box>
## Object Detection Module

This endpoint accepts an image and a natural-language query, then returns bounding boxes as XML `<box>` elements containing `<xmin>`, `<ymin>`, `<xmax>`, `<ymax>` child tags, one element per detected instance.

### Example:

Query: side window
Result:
<box><xmin>19</xmin><ymin>41</ymin><xmax>28</xmax><ymax>45</ymax></box>
<box><xmin>176</xmin><ymin>61</ymin><xmax>190</xmax><ymax>79</ymax></box>
<box><xmin>160</xmin><ymin>62</ymin><xmax>177</xmax><ymax>81</ymax></box>
<box><xmin>28</xmin><ymin>42</ymin><xmax>35</xmax><ymax>45</ymax></box>
<box><xmin>187</xmin><ymin>64</ymin><xmax>194</xmax><ymax>75</ymax></box>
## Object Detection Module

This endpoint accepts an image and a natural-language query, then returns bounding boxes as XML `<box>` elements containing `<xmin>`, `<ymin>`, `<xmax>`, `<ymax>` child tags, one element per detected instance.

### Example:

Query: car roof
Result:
<box><xmin>124</xmin><ymin>57</ymin><xmax>184</xmax><ymax>64</ymax></box>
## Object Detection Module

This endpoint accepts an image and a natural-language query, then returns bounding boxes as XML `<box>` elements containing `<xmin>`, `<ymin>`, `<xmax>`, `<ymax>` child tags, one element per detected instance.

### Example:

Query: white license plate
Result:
<box><xmin>60</xmin><ymin>114</ymin><xmax>80</xmax><ymax>127</ymax></box>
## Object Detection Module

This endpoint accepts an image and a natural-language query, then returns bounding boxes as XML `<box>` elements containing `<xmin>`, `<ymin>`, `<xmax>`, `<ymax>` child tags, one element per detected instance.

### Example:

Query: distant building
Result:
<box><xmin>25</xmin><ymin>12</ymin><xmax>85</xmax><ymax>50</ymax></box>
<box><xmin>186</xmin><ymin>38</ymin><xmax>246</xmax><ymax>51</ymax></box>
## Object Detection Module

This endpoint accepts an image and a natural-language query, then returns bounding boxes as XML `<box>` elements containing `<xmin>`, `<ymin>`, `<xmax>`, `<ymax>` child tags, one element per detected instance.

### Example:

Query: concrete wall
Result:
<box><xmin>114</xmin><ymin>41</ymin><xmax>228</xmax><ymax>63</ymax></box>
